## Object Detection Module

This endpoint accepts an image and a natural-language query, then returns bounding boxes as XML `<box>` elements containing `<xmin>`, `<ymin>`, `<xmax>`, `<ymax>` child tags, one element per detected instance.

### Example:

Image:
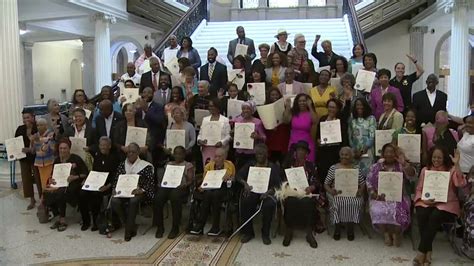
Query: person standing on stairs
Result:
<box><xmin>311</xmin><ymin>35</ymin><xmax>339</xmax><ymax>68</ymax></box>
<box><xmin>227</xmin><ymin>26</ymin><xmax>256</xmax><ymax>72</ymax></box>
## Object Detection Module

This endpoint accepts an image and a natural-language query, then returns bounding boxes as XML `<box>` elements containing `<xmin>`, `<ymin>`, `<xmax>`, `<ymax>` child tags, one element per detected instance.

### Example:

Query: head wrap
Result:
<box><xmin>241</xmin><ymin>100</ymin><xmax>256</xmax><ymax>114</ymax></box>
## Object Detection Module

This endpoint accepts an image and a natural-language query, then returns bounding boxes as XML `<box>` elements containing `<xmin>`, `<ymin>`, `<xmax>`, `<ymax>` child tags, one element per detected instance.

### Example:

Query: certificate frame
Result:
<box><xmin>194</xmin><ymin>109</ymin><xmax>210</xmax><ymax>128</ymax></box>
<box><xmin>121</xmin><ymin>88</ymin><xmax>140</xmax><ymax>105</ymax></box>
<box><xmin>256</xmin><ymin>98</ymin><xmax>284</xmax><ymax>130</ymax></box>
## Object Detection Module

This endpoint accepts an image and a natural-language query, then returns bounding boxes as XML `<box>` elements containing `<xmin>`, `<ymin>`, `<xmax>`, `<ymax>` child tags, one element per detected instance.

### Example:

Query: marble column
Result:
<box><xmin>23</xmin><ymin>42</ymin><xmax>35</xmax><ymax>105</ymax></box>
<box><xmin>447</xmin><ymin>0</ymin><xmax>470</xmax><ymax>116</ymax></box>
<box><xmin>81</xmin><ymin>37</ymin><xmax>95</xmax><ymax>97</ymax></box>
<box><xmin>93</xmin><ymin>13</ymin><xmax>116</xmax><ymax>94</ymax></box>
<box><xmin>409</xmin><ymin>26</ymin><xmax>427</xmax><ymax>94</ymax></box>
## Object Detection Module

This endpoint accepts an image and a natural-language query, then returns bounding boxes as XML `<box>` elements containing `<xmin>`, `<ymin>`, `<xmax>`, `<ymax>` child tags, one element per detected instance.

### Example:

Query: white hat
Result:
<box><xmin>275</xmin><ymin>29</ymin><xmax>290</xmax><ymax>38</ymax></box>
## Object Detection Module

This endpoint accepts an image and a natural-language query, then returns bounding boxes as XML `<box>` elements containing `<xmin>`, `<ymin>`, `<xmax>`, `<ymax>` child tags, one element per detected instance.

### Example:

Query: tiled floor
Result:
<box><xmin>0</xmin><ymin>190</ymin><xmax>471</xmax><ymax>265</ymax></box>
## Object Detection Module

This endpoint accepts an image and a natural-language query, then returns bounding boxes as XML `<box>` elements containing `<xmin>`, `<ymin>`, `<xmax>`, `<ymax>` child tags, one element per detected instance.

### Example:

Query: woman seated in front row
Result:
<box><xmin>412</xmin><ymin>146</ymin><xmax>466</xmax><ymax>265</ymax></box>
<box><xmin>366</xmin><ymin>143</ymin><xmax>415</xmax><ymax>247</ymax></box>
<box><xmin>324</xmin><ymin>147</ymin><xmax>365</xmax><ymax>241</ymax></box>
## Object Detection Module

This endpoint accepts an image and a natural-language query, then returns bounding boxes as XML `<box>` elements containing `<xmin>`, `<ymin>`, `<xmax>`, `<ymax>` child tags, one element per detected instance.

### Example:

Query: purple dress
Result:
<box><xmin>366</xmin><ymin>162</ymin><xmax>411</xmax><ymax>232</ymax></box>
<box><xmin>288</xmin><ymin>111</ymin><xmax>315</xmax><ymax>162</ymax></box>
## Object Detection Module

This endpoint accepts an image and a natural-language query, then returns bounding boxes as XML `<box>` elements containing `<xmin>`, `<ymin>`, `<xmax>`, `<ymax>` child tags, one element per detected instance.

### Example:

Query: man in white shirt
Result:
<box><xmin>135</xmin><ymin>44</ymin><xmax>161</xmax><ymax>75</ymax></box>
<box><xmin>412</xmin><ymin>74</ymin><xmax>447</xmax><ymax>125</ymax></box>
<box><xmin>120</xmin><ymin>62</ymin><xmax>141</xmax><ymax>87</ymax></box>
<box><xmin>161</xmin><ymin>35</ymin><xmax>180</xmax><ymax>65</ymax></box>
<box><xmin>96</xmin><ymin>100</ymin><xmax>124</xmax><ymax>140</ymax></box>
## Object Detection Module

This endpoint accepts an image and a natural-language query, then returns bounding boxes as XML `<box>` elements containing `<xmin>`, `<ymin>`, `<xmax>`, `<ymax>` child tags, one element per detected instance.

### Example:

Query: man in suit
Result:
<box><xmin>95</xmin><ymin>99</ymin><xmax>123</xmax><ymax>141</ymax></box>
<box><xmin>153</xmin><ymin>73</ymin><xmax>172</xmax><ymax>106</ymax></box>
<box><xmin>200</xmin><ymin>47</ymin><xmax>228</xmax><ymax>97</ymax></box>
<box><xmin>412</xmin><ymin>74</ymin><xmax>447</xmax><ymax>126</ymax></box>
<box><xmin>227</xmin><ymin>26</ymin><xmax>256</xmax><ymax>70</ymax></box>
<box><xmin>311</xmin><ymin>35</ymin><xmax>339</xmax><ymax>67</ymax></box>
<box><xmin>139</xmin><ymin>57</ymin><xmax>165</xmax><ymax>94</ymax></box>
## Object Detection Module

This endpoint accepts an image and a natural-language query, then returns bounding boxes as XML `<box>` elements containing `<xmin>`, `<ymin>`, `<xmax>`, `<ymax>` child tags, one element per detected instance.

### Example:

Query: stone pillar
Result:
<box><xmin>93</xmin><ymin>13</ymin><xmax>116</xmax><ymax>94</ymax></box>
<box><xmin>409</xmin><ymin>26</ymin><xmax>427</xmax><ymax>94</ymax></box>
<box><xmin>446</xmin><ymin>0</ymin><xmax>470</xmax><ymax>116</ymax></box>
<box><xmin>81</xmin><ymin>37</ymin><xmax>95</xmax><ymax>97</ymax></box>
<box><xmin>23</xmin><ymin>42</ymin><xmax>35</xmax><ymax>105</ymax></box>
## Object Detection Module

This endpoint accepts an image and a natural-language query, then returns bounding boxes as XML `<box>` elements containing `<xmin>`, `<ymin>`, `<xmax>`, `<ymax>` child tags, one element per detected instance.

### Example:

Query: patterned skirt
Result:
<box><xmin>327</xmin><ymin>194</ymin><xmax>364</xmax><ymax>224</ymax></box>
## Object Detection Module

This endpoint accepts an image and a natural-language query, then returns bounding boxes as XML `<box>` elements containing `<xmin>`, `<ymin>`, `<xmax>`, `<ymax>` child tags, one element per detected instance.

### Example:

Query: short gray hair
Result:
<box><xmin>198</xmin><ymin>80</ymin><xmax>210</xmax><ymax>89</ymax></box>
<box><xmin>293</xmin><ymin>33</ymin><xmax>305</xmax><ymax>46</ymax></box>
<box><xmin>340</xmin><ymin>73</ymin><xmax>356</xmax><ymax>87</ymax></box>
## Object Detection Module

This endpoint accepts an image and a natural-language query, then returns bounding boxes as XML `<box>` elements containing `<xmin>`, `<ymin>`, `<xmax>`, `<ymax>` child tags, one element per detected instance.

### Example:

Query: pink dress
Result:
<box><xmin>288</xmin><ymin>111</ymin><xmax>315</xmax><ymax>162</ymax></box>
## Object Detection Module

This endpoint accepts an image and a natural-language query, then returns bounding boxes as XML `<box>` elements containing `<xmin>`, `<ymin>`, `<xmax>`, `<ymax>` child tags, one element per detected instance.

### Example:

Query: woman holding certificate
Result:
<box><xmin>155</xmin><ymin>146</ymin><xmax>194</xmax><ymax>239</ymax></box>
<box><xmin>220</xmin><ymin>83</ymin><xmax>249</xmax><ymax>118</ymax></box>
<box><xmin>43</xmin><ymin>99</ymin><xmax>70</xmax><ymax>140</ymax></box>
<box><xmin>164</xmin><ymin>86</ymin><xmax>187</xmax><ymax>116</ymax></box>
<box><xmin>412</xmin><ymin>146</ymin><xmax>466</xmax><ymax>265</ymax></box>
<box><xmin>366</xmin><ymin>143</ymin><xmax>414</xmax><ymax>247</ymax></box>
<box><xmin>324</xmin><ymin>147</ymin><xmax>365</xmax><ymax>241</ymax></box>
<box><xmin>376</xmin><ymin>93</ymin><xmax>404</xmax><ymax>131</ymax></box>
<box><xmin>64</xmin><ymin>108</ymin><xmax>96</xmax><ymax>164</ymax></box>
<box><xmin>165</xmin><ymin>106</ymin><xmax>196</xmax><ymax>155</ymax></box>
<box><xmin>43</xmin><ymin>139</ymin><xmax>89</xmax><ymax>232</ymax></box>
<box><xmin>69</xmin><ymin>89</ymin><xmax>94</xmax><ymax>118</ymax></box>
<box><xmin>232</xmin><ymin>101</ymin><xmax>266</xmax><ymax>169</ymax></box>
<box><xmin>309</xmin><ymin>69</ymin><xmax>337</xmax><ymax>117</ymax></box>
<box><xmin>197</xmin><ymin>98</ymin><xmax>231</xmax><ymax>168</ymax></box>
<box><xmin>31</xmin><ymin>118</ymin><xmax>56</xmax><ymax>190</ymax></box>
<box><xmin>111</xmin><ymin>143</ymin><xmax>155</xmax><ymax>241</ymax></box>
<box><xmin>265</xmin><ymin>88</ymin><xmax>290</xmax><ymax>164</ymax></box>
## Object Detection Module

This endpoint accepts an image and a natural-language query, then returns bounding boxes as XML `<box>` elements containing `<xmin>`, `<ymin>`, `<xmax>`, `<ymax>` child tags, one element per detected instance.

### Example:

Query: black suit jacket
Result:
<box><xmin>64</xmin><ymin>122</ymin><xmax>98</xmax><ymax>154</ymax></box>
<box><xmin>143</xmin><ymin>101</ymin><xmax>166</xmax><ymax>150</ymax></box>
<box><xmin>200</xmin><ymin>62</ymin><xmax>228</xmax><ymax>97</ymax></box>
<box><xmin>95</xmin><ymin>111</ymin><xmax>124</xmax><ymax>142</ymax></box>
<box><xmin>139</xmin><ymin>70</ymin><xmax>167</xmax><ymax>93</ymax></box>
<box><xmin>412</xmin><ymin>89</ymin><xmax>447</xmax><ymax>125</ymax></box>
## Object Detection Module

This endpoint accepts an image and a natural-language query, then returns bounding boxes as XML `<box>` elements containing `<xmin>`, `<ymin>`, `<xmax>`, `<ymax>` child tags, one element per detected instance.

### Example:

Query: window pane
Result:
<box><xmin>308</xmin><ymin>0</ymin><xmax>326</xmax><ymax>6</ymax></box>
<box><xmin>242</xmin><ymin>0</ymin><xmax>259</xmax><ymax>8</ymax></box>
<box><xmin>269</xmin><ymin>0</ymin><xmax>298</xmax><ymax>8</ymax></box>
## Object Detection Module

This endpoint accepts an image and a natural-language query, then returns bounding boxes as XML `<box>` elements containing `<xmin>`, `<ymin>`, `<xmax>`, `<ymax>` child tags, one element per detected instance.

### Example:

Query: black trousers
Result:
<box><xmin>20</xmin><ymin>160</ymin><xmax>41</xmax><ymax>198</ymax></box>
<box><xmin>235</xmin><ymin>153</ymin><xmax>255</xmax><ymax>171</ymax></box>
<box><xmin>197</xmin><ymin>187</ymin><xmax>229</xmax><ymax>229</ymax></box>
<box><xmin>111</xmin><ymin>195</ymin><xmax>144</xmax><ymax>232</ymax></box>
<box><xmin>284</xmin><ymin>196</ymin><xmax>317</xmax><ymax>229</ymax></box>
<box><xmin>43</xmin><ymin>180</ymin><xmax>82</xmax><ymax>218</ymax></box>
<box><xmin>154</xmin><ymin>187</ymin><xmax>187</xmax><ymax>229</ymax></box>
<box><xmin>79</xmin><ymin>190</ymin><xmax>104</xmax><ymax>225</ymax></box>
<box><xmin>416</xmin><ymin>206</ymin><xmax>455</xmax><ymax>253</ymax></box>
<box><xmin>240</xmin><ymin>192</ymin><xmax>276</xmax><ymax>237</ymax></box>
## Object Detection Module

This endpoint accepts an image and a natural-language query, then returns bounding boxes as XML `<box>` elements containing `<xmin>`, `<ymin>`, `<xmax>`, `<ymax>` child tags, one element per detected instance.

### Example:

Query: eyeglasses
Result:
<box><xmin>297</xmin><ymin>41</ymin><xmax>306</xmax><ymax>44</ymax></box>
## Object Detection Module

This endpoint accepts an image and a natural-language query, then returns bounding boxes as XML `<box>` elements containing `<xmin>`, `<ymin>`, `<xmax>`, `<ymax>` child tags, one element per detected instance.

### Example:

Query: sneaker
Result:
<box><xmin>189</xmin><ymin>227</ymin><xmax>203</xmax><ymax>235</ymax></box>
<box><xmin>207</xmin><ymin>227</ymin><xmax>221</xmax><ymax>236</ymax></box>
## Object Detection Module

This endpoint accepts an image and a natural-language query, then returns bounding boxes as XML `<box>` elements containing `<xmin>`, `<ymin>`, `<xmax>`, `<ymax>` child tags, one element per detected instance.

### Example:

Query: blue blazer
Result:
<box><xmin>176</xmin><ymin>47</ymin><xmax>202</xmax><ymax>70</ymax></box>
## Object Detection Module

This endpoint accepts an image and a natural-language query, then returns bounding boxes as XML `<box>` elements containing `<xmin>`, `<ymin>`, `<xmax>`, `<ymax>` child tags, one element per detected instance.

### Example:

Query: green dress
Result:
<box><xmin>348</xmin><ymin>115</ymin><xmax>376</xmax><ymax>176</ymax></box>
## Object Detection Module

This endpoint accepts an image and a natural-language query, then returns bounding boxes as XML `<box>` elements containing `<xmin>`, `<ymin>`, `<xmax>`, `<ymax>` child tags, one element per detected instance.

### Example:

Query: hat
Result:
<box><xmin>275</xmin><ymin>29</ymin><xmax>290</xmax><ymax>38</ymax></box>
<box><xmin>293</xmin><ymin>140</ymin><xmax>310</xmax><ymax>153</ymax></box>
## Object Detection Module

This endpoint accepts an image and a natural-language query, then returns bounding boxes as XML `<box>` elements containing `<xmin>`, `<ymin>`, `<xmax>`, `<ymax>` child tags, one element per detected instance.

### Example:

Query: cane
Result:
<box><xmin>228</xmin><ymin>200</ymin><xmax>264</xmax><ymax>240</ymax></box>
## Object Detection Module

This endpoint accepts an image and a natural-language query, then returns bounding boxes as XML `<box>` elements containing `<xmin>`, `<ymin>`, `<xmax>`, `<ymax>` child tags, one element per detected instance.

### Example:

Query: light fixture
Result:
<box><xmin>19</xmin><ymin>29</ymin><xmax>28</xmax><ymax>35</ymax></box>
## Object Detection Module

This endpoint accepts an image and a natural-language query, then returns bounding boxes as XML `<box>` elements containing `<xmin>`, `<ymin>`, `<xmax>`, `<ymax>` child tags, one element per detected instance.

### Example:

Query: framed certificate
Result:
<box><xmin>121</xmin><ymin>88</ymin><xmax>140</xmax><ymax>105</ymax></box>
<box><xmin>335</xmin><ymin>168</ymin><xmax>359</xmax><ymax>197</ymax></box>
<box><xmin>161</xmin><ymin>165</ymin><xmax>185</xmax><ymax>188</ymax></box>
<box><xmin>51</xmin><ymin>163</ymin><xmax>72</xmax><ymax>188</ymax></box>
<box><xmin>5</xmin><ymin>136</ymin><xmax>26</xmax><ymax>161</ymax></box>
<box><xmin>69</xmin><ymin>137</ymin><xmax>87</xmax><ymax>161</ymax></box>
<box><xmin>200</xmin><ymin>121</ymin><xmax>222</xmax><ymax>145</ymax></box>
<box><xmin>378</xmin><ymin>172</ymin><xmax>403</xmax><ymax>202</ymax></box>
<box><xmin>125</xmin><ymin>126</ymin><xmax>148</xmax><ymax>147</ymax></box>
<box><xmin>256</xmin><ymin>98</ymin><xmax>285</xmax><ymax>130</ymax></box>
<box><xmin>82</xmin><ymin>171</ymin><xmax>109</xmax><ymax>191</ymax></box>
<box><xmin>166</xmin><ymin>129</ymin><xmax>185</xmax><ymax>150</ymax></box>
<box><xmin>247</xmin><ymin>83</ymin><xmax>266</xmax><ymax>105</ymax></box>
<box><xmin>397</xmin><ymin>134</ymin><xmax>421</xmax><ymax>163</ymax></box>
<box><xmin>235</xmin><ymin>43</ymin><xmax>248</xmax><ymax>57</ymax></box>
<box><xmin>320</xmin><ymin>119</ymin><xmax>342</xmax><ymax>144</ymax></box>
<box><xmin>114</xmin><ymin>174</ymin><xmax>139</xmax><ymax>198</ymax></box>
<box><xmin>201</xmin><ymin>169</ymin><xmax>227</xmax><ymax>190</ymax></box>
<box><xmin>375</xmin><ymin>129</ymin><xmax>395</xmax><ymax>156</ymax></box>
<box><xmin>227</xmin><ymin>99</ymin><xmax>244</xmax><ymax>120</ymax></box>
<box><xmin>227</xmin><ymin>69</ymin><xmax>245</xmax><ymax>90</ymax></box>
<box><xmin>285</xmin><ymin>167</ymin><xmax>308</xmax><ymax>192</ymax></box>
<box><xmin>421</xmin><ymin>170</ymin><xmax>450</xmax><ymax>203</ymax></box>
<box><xmin>234</xmin><ymin>123</ymin><xmax>255</xmax><ymax>150</ymax></box>
<box><xmin>247</xmin><ymin>167</ymin><xmax>271</xmax><ymax>194</ymax></box>
<box><xmin>355</xmin><ymin>69</ymin><xmax>376</xmax><ymax>93</ymax></box>
<box><xmin>194</xmin><ymin>109</ymin><xmax>210</xmax><ymax>127</ymax></box>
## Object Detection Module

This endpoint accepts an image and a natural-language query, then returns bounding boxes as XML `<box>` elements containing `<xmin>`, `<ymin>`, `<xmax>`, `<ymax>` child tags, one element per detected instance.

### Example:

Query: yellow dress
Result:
<box><xmin>271</xmin><ymin>70</ymin><xmax>280</xmax><ymax>87</ymax></box>
<box><xmin>309</xmin><ymin>86</ymin><xmax>337</xmax><ymax>117</ymax></box>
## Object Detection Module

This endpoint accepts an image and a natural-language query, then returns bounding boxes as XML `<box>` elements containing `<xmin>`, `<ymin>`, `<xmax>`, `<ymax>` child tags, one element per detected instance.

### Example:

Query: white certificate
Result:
<box><xmin>397</xmin><ymin>134</ymin><xmax>421</xmax><ymax>163</ymax></box>
<box><xmin>421</xmin><ymin>170</ymin><xmax>450</xmax><ymax>203</ymax></box>
<box><xmin>164</xmin><ymin>56</ymin><xmax>180</xmax><ymax>75</ymax></box>
<box><xmin>285</xmin><ymin>167</ymin><xmax>309</xmax><ymax>192</ymax></box>
<box><xmin>114</xmin><ymin>174</ymin><xmax>139</xmax><ymax>198</ymax></box>
<box><xmin>163</xmin><ymin>49</ymin><xmax>178</xmax><ymax>65</ymax></box>
<box><xmin>302</xmin><ymin>83</ymin><xmax>313</xmax><ymax>93</ymax></box>
<box><xmin>194</xmin><ymin>109</ymin><xmax>210</xmax><ymax>127</ymax></box>
<box><xmin>335</xmin><ymin>168</ymin><xmax>359</xmax><ymax>197</ymax></box>
<box><xmin>166</xmin><ymin>129</ymin><xmax>185</xmax><ymax>150</ymax></box>
<box><xmin>330</xmin><ymin>77</ymin><xmax>342</xmax><ymax>95</ymax></box>
<box><xmin>247</xmin><ymin>83</ymin><xmax>266</xmax><ymax>105</ymax></box>
<box><xmin>320</xmin><ymin>119</ymin><xmax>342</xmax><ymax>144</ymax></box>
<box><xmin>235</xmin><ymin>43</ymin><xmax>248</xmax><ymax>57</ymax></box>
<box><xmin>5</xmin><ymin>136</ymin><xmax>26</xmax><ymax>161</ymax></box>
<box><xmin>351</xmin><ymin>63</ymin><xmax>363</xmax><ymax>76</ymax></box>
<box><xmin>139</xmin><ymin>59</ymin><xmax>151</xmax><ymax>74</ymax></box>
<box><xmin>247</xmin><ymin>167</ymin><xmax>271</xmax><ymax>194</ymax></box>
<box><xmin>227</xmin><ymin>99</ymin><xmax>244</xmax><ymax>119</ymax></box>
<box><xmin>378</xmin><ymin>172</ymin><xmax>403</xmax><ymax>202</ymax></box>
<box><xmin>69</xmin><ymin>137</ymin><xmax>87</xmax><ymax>161</ymax></box>
<box><xmin>82</xmin><ymin>171</ymin><xmax>109</xmax><ymax>191</ymax></box>
<box><xmin>234</xmin><ymin>123</ymin><xmax>255</xmax><ymax>150</ymax></box>
<box><xmin>227</xmin><ymin>69</ymin><xmax>245</xmax><ymax>90</ymax></box>
<box><xmin>375</xmin><ymin>129</ymin><xmax>395</xmax><ymax>156</ymax></box>
<box><xmin>125</xmin><ymin>126</ymin><xmax>148</xmax><ymax>147</ymax></box>
<box><xmin>83</xmin><ymin>109</ymin><xmax>92</xmax><ymax>119</ymax></box>
<box><xmin>355</xmin><ymin>69</ymin><xmax>376</xmax><ymax>93</ymax></box>
<box><xmin>201</xmin><ymin>169</ymin><xmax>227</xmax><ymax>190</ymax></box>
<box><xmin>121</xmin><ymin>88</ymin><xmax>140</xmax><ymax>105</ymax></box>
<box><xmin>161</xmin><ymin>165</ymin><xmax>185</xmax><ymax>188</ymax></box>
<box><xmin>256</xmin><ymin>98</ymin><xmax>285</xmax><ymax>130</ymax></box>
<box><xmin>317</xmin><ymin>66</ymin><xmax>331</xmax><ymax>73</ymax></box>
<box><xmin>51</xmin><ymin>163</ymin><xmax>72</xmax><ymax>188</ymax></box>
<box><xmin>200</xmin><ymin>121</ymin><xmax>222</xmax><ymax>145</ymax></box>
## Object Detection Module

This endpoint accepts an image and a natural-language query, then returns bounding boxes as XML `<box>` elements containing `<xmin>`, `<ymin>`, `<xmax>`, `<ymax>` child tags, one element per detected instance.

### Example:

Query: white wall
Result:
<box><xmin>365</xmin><ymin>20</ymin><xmax>411</xmax><ymax>73</ymax></box>
<box><xmin>32</xmin><ymin>41</ymin><xmax>83</xmax><ymax>103</ymax></box>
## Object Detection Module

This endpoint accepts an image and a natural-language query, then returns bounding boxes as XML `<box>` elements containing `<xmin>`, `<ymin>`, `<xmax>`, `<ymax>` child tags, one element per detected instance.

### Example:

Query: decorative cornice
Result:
<box><xmin>91</xmin><ymin>13</ymin><xmax>117</xmax><ymax>24</ymax></box>
<box><xmin>409</xmin><ymin>26</ymin><xmax>428</xmax><ymax>34</ymax></box>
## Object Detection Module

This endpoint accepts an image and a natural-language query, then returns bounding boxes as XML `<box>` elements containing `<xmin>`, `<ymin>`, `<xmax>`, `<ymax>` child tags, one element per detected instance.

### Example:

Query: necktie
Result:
<box><xmin>152</xmin><ymin>73</ymin><xmax>158</xmax><ymax>90</ymax></box>
<box><xmin>208</xmin><ymin>63</ymin><xmax>214</xmax><ymax>79</ymax></box>
<box><xmin>162</xmin><ymin>90</ymin><xmax>166</xmax><ymax>103</ymax></box>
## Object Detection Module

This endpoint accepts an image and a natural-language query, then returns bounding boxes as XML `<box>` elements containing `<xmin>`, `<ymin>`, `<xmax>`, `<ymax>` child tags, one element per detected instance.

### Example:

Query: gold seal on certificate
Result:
<box><xmin>335</xmin><ymin>168</ymin><xmax>359</xmax><ymax>197</ymax></box>
<box><xmin>161</xmin><ymin>165</ymin><xmax>185</xmax><ymax>188</ymax></box>
<box><xmin>82</xmin><ymin>171</ymin><xmax>109</xmax><ymax>191</ymax></box>
<box><xmin>227</xmin><ymin>99</ymin><xmax>244</xmax><ymax>120</ymax></box>
<box><xmin>397</xmin><ymin>134</ymin><xmax>421</xmax><ymax>163</ymax></box>
<box><xmin>227</xmin><ymin>69</ymin><xmax>245</xmax><ymax>90</ymax></box>
<box><xmin>375</xmin><ymin>129</ymin><xmax>395</xmax><ymax>156</ymax></box>
<box><xmin>247</xmin><ymin>167</ymin><xmax>271</xmax><ymax>194</ymax></box>
<box><xmin>234</xmin><ymin>123</ymin><xmax>255</xmax><ymax>150</ymax></box>
<box><xmin>5</xmin><ymin>136</ymin><xmax>26</xmax><ymax>161</ymax></box>
<box><xmin>201</xmin><ymin>169</ymin><xmax>227</xmax><ymax>190</ymax></box>
<box><xmin>51</xmin><ymin>163</ymin><xmax>72</xmax><ymax>188</ymax></box>
<box><xmin>378</xmin><ymin>172</ymin><xmax>403</xmax><ymax>202</ymax></box>
<box><xmin>421</xmin><ymin>170</ymin><xmax>450</xmax><ymax>203</ymax></box>
<box><xmin>284</xmin><ymin>167</ymin><xmax>308</xmax><ymax>192</ymax></box>
<box><xmin>256</xmin><ymin>98</ymin><xmax>285</xmax><ymax>130</ymax></box>
<box><xmin>320</xmin><ymin>119</ymin><xmax>342</xmax><ymax>144</ymax></box>
<box><xmin>121</xmin><ymin>88</ymin><xmax>140</xmax><ymax>105</ymax></box>
<box><xmin>114</xmin><ymin>174</ymin><xmax>139</xmax><ymax>198</ymax></box>
<box><xmin>355</xmin><ymin>69</ymin><xmax>376</xmax><ymax>93</ymax></box>
<box><xmin>247</xmin><ymin>83</ymin><xmax>266</xmax><ymax>105</ymax></box>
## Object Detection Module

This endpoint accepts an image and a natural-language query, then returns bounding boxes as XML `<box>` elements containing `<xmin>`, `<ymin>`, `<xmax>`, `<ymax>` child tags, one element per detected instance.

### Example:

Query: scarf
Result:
<box><xmin>124</xmin><ymin>157</ymin><xmax>152</xmax><ymax>175</ymax></box>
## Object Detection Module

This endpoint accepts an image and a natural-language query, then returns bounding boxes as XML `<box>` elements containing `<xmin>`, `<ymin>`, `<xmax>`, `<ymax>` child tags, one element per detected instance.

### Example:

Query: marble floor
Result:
<box><xmin>0</xmin><ymin>189</ymin><xmax>472</xmax><ymax>266</ymax></box>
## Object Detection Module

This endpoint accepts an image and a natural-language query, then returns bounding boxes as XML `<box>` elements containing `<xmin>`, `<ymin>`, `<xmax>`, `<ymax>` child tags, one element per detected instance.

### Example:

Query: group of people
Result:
<box><xmin>13</xmin><ymin>26</ymin><xmax>474</xmax><ymax>265</ymax></box>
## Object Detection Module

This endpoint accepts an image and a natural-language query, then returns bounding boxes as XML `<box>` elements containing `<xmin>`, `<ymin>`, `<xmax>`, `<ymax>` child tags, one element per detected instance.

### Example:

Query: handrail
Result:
<box><xmin>342</xmin><ymin>0</ymin><xmax>367</xmax><ymax>52</ymax></box>
<box><xmin>153</xmin><ymin>0</ymin><xmax>208</xmax><ymax>55</ymax></box>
